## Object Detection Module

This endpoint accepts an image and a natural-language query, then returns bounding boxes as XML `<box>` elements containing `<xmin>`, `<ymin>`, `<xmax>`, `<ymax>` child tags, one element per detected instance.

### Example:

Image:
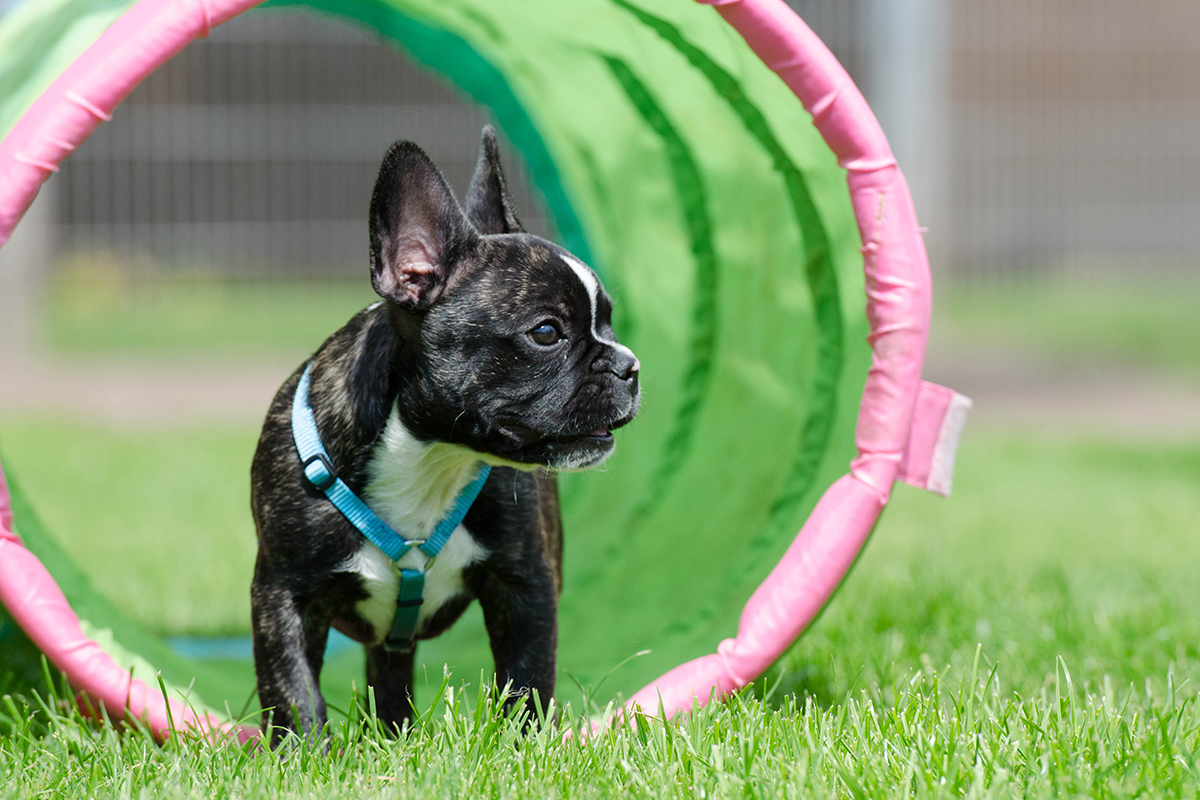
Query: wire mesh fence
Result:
<box><xmin>35</xmin><ymin>2</ymin><xmax>1200</xmax><ymax>286</ymax></box>
<box><xmin>797</xmin><ymin>0</ymin><xmax>1200</xmax><ymax>286</ymax></box>
<box><xmin>951</xmin><ymin>0</ymin><xmax>1200</xmax><ymax>283</ymax></box>
<box><xmin>52</xmin><ymin>7</ymin><xmax>550</xmax><ymax>280</ymax></box>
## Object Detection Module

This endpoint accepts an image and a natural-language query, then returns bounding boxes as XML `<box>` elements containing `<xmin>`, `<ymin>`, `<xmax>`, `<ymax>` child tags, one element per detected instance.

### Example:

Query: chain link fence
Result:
<box><xmin>36</xmin><ymin>2</ymin><xmax>1200</xmax><ymax>285</ymax></box>
<box><xmin>52</xmin><ymin>7</ymin><xmax>548</xmax><ymax>279</ymax></box>
<box><xmin>800</xmin><ymin>0</ymin><xmax>1200</xmax><ymax>284</ymax></box>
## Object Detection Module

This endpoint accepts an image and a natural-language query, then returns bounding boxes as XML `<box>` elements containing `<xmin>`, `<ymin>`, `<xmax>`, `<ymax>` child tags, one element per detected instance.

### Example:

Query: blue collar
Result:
<box><xmin>291</xmin><ymin>363</ymin><xmax>491</xmax><ymax>651</ymax></box>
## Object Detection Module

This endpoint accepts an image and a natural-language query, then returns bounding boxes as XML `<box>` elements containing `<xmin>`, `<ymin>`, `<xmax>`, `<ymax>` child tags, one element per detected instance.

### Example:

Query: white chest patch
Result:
<box><xmin>335</xmin><ymin>408</ymin><xmax>489</xmax><ymax>642</ymax></box>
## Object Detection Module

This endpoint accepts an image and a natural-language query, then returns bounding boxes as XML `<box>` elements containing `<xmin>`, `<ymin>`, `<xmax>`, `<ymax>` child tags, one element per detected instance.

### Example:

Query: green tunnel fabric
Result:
<box><xmin>0</xmin><ymin>0</ymin><xmax>869</xmax><ymax>712</ymax></box>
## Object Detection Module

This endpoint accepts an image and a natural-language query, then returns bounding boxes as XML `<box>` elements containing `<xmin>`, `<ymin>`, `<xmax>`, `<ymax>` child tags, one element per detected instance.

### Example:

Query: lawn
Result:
<box><xmin>44</xmin><ymin>273</ymin><xmax>378</xmax><ymax>361</ymax></box>
<box><xmin>937</xmin><ymin>275</ymin><xmax>1200</xmax><ymax>379</ymax></box>
<box><xmin>1</xmin><ymin>275</ymin><xmax>1199</xmax><ymax>797</ymax></box>
<box><xmin>3</xmin><ymin>424</ymin><xmax>1199</xmax><ymax>797</ymax></box>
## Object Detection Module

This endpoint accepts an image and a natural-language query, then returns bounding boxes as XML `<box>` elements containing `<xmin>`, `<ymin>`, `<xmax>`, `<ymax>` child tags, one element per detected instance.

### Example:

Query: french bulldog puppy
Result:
<box><xmin>250</xmin><ymin>127</ymin><xmax>639</xmax><ymax>742</ymax></box>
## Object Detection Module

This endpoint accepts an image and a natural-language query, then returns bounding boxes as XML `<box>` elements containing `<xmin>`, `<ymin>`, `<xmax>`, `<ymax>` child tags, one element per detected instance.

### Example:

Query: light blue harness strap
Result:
<box><xmin>290</xmin><ymin>363</ymin><xmax>492</xmax><ymax>652</ymax></box>
<box><xmin>292</xmin><ymin>365</ymin><xmax>409</xmax><ymax>561</ymax></box>
<box><xmin>420</xmin><ymin>465</ymin><xmax>491</xmax><ymax>558</ymax></box>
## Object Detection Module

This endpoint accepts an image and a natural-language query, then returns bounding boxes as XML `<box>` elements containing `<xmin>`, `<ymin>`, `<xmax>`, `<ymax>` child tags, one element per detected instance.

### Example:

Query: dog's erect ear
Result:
<box><xmin>465</xmin><ymin>126</ymin><xmax>523</xmax><ymax>235</ymax></box>
<box><xmin>369</xmin><ymin>141</ymin><xmax>474</xmax><ymax>309</ymax></box>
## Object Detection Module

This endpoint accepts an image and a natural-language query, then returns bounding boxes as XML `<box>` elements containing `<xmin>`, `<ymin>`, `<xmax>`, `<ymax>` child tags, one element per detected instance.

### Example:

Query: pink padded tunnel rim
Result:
<box><xmin>619</xmin><ymin>0</ymin><xmax>966</xmax><ymax>720</ymax></box>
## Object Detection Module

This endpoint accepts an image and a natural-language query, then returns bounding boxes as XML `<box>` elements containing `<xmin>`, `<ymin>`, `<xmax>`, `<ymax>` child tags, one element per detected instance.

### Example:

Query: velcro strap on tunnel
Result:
<box><xmin>897</xmin><ymin>381</ymin><xmax>973</xmax><ymax>497</ymax></box>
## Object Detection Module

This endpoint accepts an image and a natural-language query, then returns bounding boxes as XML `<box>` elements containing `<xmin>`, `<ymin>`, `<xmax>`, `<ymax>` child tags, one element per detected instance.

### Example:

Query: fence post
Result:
<box><xmin>860</xmin><ymin>0</ymin><xmax>952</xmax><ymax>286</ymax></box>
<box><xmin>0</xmin><ymin>181</ymin><xmax>55</xmax><ymax>366</ymax></box>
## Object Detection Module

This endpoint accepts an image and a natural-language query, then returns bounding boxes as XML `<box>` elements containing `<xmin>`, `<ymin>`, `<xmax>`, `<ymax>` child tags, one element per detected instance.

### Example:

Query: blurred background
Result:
<box><xmin>3</xmin><ymin>0</ymin><xmax>1197</xmax><ymax>431</ymax></box>
<box><xmin>0</xmin><ymin>0</ymin><xmax>1196</xmax><ymax>693</ymax></box>
<box><xmin>803</xmin><ymin>0</ymin><xmax>1200</xmax><ymax>439</ymax></box>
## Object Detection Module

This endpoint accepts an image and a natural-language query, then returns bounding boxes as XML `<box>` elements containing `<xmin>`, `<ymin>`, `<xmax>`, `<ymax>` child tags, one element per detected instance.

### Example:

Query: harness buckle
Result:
<box><xmin>405</xmin><ymin>539</ymin><xmax>437</xmax><ymax>570</ymax></box>
<box><xmin>391</xmin><ymin>553</ymin><xmax>436</xmax><ymax>579</ymax></box>
<box><xmin>302</xmin><ymin>453</ymin><xmax>338</xmax><ymax>492</ymax></box>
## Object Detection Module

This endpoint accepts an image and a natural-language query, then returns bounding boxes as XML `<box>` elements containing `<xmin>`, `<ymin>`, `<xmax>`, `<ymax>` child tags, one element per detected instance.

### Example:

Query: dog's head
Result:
<box><xmin>369</xmin><ymin>127</ymin><xmax>639</xmax><ymax>470</ymax></box>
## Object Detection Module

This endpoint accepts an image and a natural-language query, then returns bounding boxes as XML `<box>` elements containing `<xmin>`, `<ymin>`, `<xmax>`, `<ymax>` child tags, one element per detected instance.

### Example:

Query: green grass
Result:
<box><xmin>939</xmin><ymin>276</ymin><xmax>1200</xmax><ymax>377</ymax></box>
<box><xmin>0</xmin><ymin>416</ymin><xmax>260</xmax><ymax>636</ymax></box>
<box><xmin>3</xmin><ymin>659</ymin><xmax>1200</xmax><ymax>799</ymax></box>
<box><xmin>44</xmin><ymin>275</ymin><xmax>378</xmax><ymax>360</ymax></box>
<box><xmin>4</xmin><ymin>274</ymin><xmax>1200</xmax><ymax>795</ymax></box>
<box><xmin>3</xmin><ymin>420</ymin><xmax>1200</xmax><ymax>796</ymax></box>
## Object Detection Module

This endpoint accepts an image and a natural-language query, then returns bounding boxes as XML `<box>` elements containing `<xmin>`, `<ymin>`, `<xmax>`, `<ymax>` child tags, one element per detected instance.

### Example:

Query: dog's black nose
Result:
<box><xmin>613</xmin><ymin>350</ymin><xmax>640</xmax><ymax>384</ymax></box>
<box><xmin>620</xmin><ymin>355</ymin><xmax>640</xmax><ymax>382</ymax></box>
<box><xmin>594</xmin><ymin>349</ymin><xmax>640</xmax><ymax>385</ymax></box>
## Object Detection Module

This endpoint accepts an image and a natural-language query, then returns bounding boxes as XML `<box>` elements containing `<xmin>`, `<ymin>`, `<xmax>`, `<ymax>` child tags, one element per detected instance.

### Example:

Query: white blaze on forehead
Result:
<box><xmin>561</xmin><ymin>254</ymin><xmax>639</xmax><ymax>366</ymax></box>
<box><xmin>561</xmin><ymin>253</ymin><xmax>600</xmax><ymax>326</ymax></box>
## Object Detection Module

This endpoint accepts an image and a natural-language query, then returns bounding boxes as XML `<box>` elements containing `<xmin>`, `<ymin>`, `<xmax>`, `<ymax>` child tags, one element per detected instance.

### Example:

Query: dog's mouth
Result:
<box><xmin>487</xmin><ymin>406</ymin><xmax>637</xmax><ymax>470</ymax></box>
<box><xmin>492</xmin><ymin>417</ymin><xmax>625</xmax><ymax>467</ymax></box>
<box><xmin>496</xmin><ymin>423</ymin><xmax>612</xmax><ymax>446</ymax></box>
<box><xmin>557</xmin><ymin>428</ymin><xmax>613</xmax><ymax>445</ymax></box>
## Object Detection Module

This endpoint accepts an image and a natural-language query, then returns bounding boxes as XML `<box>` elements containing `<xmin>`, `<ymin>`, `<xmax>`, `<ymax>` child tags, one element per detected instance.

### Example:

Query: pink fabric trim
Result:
<box><xmin>0</xmin><ymin>0</ymin><xmax>261</xmax><ymax>246</ymax></box>
<box><xmin>0</xmin><ymin>457</ymin><xmax>258</xmax><ymax>743</ymax></box>
<box><xmin>622</xmin><ymin>0</ymin><xmax>943</xmax><ymax>721</ymax></box>
<box><xmin>0</xmin><ymin>461</ymin><xmax>13</xmax><ymax>535</ymax></box>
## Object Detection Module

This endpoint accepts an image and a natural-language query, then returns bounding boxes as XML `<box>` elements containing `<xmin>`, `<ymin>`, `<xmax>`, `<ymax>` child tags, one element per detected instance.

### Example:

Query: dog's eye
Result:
<box><xmin>528</xmin><ymin>322</ymin><xmax>562</xmax><ymax>346</ymax></box>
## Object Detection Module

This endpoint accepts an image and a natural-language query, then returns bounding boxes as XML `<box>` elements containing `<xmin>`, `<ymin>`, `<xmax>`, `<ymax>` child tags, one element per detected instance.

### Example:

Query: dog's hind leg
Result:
<box><xmin>365</xmin><ymin>644</ymin><xmax>416</xmax><ymax>734</ymax></box>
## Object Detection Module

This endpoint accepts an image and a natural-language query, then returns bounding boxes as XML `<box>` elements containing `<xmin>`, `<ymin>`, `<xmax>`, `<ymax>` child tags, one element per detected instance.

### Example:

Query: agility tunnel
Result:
<box><xmin>0</xmin><ymin>0</ymin><xmax>968</xmax><ymax>739</ymax></box>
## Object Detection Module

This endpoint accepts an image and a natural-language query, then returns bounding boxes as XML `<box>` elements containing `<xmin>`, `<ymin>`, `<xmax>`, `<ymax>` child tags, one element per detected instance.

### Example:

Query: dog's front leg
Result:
<box><xmin>478</xmin><ymin>571</ymin><xmax>558</xmax><ymax>722</ymax></box>
<box><xmin>251</xmin><ymin>575</ymin><xmax>330</xmax><ymax>745</ymax></box>
<box><xmin>365</xmin><ymin>644</ymin><xmax>416</xmax><ymax>733</ymax></box>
